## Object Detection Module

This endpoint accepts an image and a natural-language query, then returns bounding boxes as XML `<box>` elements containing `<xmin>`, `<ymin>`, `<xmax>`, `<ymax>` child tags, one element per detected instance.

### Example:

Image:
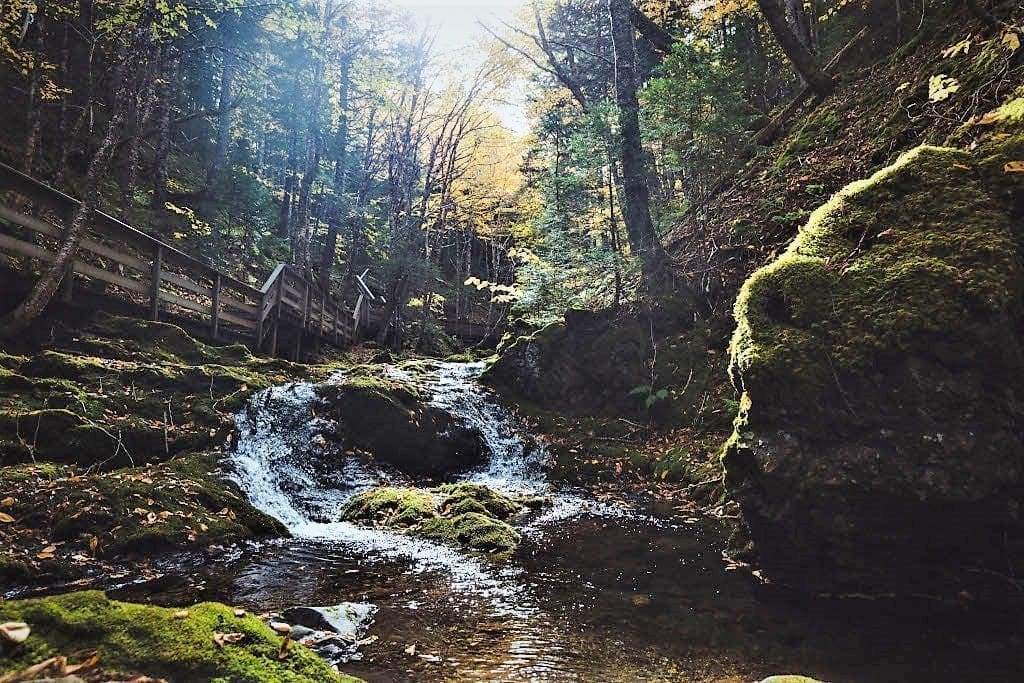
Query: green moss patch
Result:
<box><xmin>0</xmin><ymin>454</ymin><xmax>285</xmax><ymax>587</ymax></box>
<box><xmin>0</xmin><ymin>591</ymin><xmax>359</xmax><ymax>682</ymax></box>
<box><xmin>728</xmin><ymin>144</ymin><xmax>1020</xmax><ymax>427</ymax></box>
<box><xmin>341</xmin><ymin>485</ymin><xmax>525</xmax><ymax>557</ymax></box>
<box><xmin>0</xmin><ymin>315</ymin><xmax>317</xmax><ymax>468</ymax></box>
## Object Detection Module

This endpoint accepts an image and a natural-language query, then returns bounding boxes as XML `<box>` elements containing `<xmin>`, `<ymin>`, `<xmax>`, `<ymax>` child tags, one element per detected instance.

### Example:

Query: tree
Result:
<box><xmin>608</xmin><ymin>0</ymin><xmax>670</xmax><ymax>287</ymax></box>
<box><xmin>1</xmin><ymin>4</ymin><xmax>155</xmax><ymax>336</ymax></box>
<box><xmin>754</xmin><ymin>0</ymin><xmax>833</xmax><ymax>95</ymax></box>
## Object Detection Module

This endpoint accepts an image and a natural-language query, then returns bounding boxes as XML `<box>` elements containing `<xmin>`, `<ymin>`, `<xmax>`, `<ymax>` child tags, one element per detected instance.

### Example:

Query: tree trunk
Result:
<box><xmin>206</xmin><ymin>26</ymin><xmax>237</xmax><ymax>188</ymax></box>
<box><xmin>608</xmin><ymin>0</ymin><xmax>670</xmax><ymax>288</ymax></box>
<box><xmin>784</xmin><ymin>0</ymin><xmax>813</xmax><ymax>53</ymax></box>
<box><xmin>23</xmin><ymin>2</ymin><xmax>47</xmax><ymax>174</ymax></box>
<box><xmin>2</xmin><ymin>42</ymin><xmax>133</xmax><ymax>336</ymax></box>
<box><xmin>755</xmin><ymin>0</ymin><xmax>833</xmax><ymax>96</ymax></box>
<box><xmin>320</xmin><ymin>57</ymin><xmax>352</xmax><ymax>291</ymax></box>
<box><xmin>150</xmin><ymin>52</ymin><xmax>177</xmax><ymax>230</ymax></box>
<box><xmin>124</xmin><ymin>45</ymin><xmax>160</xmax><ymax>211</ymax></box>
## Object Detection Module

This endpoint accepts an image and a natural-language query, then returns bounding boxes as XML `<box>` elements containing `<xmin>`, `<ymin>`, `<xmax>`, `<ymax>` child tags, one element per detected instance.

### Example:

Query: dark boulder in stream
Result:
<box><xmin>724</xmin><ymin>117</ymin><xmax>1024</xmax><ymax>601</ymax></box>
<box><xmin>317</xmin><ymin>371</ymin><xmax>486</xmax><ymax>478</ymax></box>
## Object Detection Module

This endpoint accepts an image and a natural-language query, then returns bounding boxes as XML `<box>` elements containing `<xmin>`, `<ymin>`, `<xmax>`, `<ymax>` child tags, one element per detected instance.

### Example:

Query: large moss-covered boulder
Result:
<box><xmin>317</xmin><ymin>371</ymin><xmax>485</xmax><ymax>478</ymax></box>
<box><xmin>724</xmin><ymin>131</ymin><xmax>1024</xmax><ymax>597</ymax></box>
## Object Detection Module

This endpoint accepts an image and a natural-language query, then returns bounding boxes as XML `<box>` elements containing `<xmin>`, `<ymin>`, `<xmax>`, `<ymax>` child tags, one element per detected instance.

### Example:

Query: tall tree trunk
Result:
<box><xmin>206</xmin><ymin>23</ymin><xmax>237</xmax><ymax>188</ymax></box>
<box><xmin>608</xmin><ymin>0</ymin><xmax>670</xmax><ymax>288</ymax></box>
<box><xmin>23</xmin><ymin>2</ymin><xmax>47</xmax><ymax>174</ymax></box>
<box><xmin>2</xmin><ymin>40</ymin><xmax>133</xmax><ymax>335</ymax></box>
<box><xmin>124</xmin><ymin>44</ymin><xmax>160</xmax><ymax>211</ymax></box>
<box><xmin>784</xmin><ymin>0</ymin><xmax>813</xmax><ymax>53</ymax></box>
<box><xmin>150</xmin><ymin>52</ymin><xmax>177</xmax><ymax>230</ymax></box>
<box><xmin>756</xmin><ymin>0</ymin><xmax>832</xmax><ymax>95</ymax></box>
<box><xmin>320</xmin><ymin>56</ymin><xmax>352</xmax><ymax>290</ymax></box>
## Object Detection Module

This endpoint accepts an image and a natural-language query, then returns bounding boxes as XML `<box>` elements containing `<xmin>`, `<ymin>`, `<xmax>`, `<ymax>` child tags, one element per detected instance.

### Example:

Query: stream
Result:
<box><xmin>113</xmin><ymin>363</ymin><xmax>1024</xmax><ymax>682</ymax></box>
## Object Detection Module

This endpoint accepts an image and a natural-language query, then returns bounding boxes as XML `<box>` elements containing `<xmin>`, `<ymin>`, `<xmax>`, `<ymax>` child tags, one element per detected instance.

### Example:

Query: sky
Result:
<box><xmin>387</xmin><ymin>0</ymin><xmax>532</xmax><ymax>133</ymax></box>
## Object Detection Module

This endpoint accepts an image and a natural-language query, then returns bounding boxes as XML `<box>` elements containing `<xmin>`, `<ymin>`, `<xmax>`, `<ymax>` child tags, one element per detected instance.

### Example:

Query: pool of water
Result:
<box><xmin>110</xmin><ymin>363</ymin><xmax>1024</xmax><ymax>682</ymax></box>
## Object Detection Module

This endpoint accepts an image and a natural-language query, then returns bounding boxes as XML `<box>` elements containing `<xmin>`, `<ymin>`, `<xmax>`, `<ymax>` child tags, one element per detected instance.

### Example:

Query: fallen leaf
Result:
<box><xmin>1003</xmin><ymin>29</ymin><xmax>1021</xmax><ymax>53</ymax></box>
<box><xmin>1005</xmin><ymin>161</ymin><xmax>1024</xmax><ymax>173</ymax></box>
<box><xmin>941</xmin><ymin>38</ymin><xmax>972</xmax><ymax>58</ymax></box>
<box><xmin>173</xmin><ymin>610</ymin><xmax>190</xmax><ymax>619</ymax></box>
<box><xmin>270</xmin><ymin>622</ymin><xmax>292</xmax><ymax>634</ymax></box>
<box><xmin>278</xmin><ymin>636</ymin><xmax>292</xmax><ymax>660</ymax></box>
<box><xmin>404</xmin><ymin>643</ymin><xmax>417</xmax><ymax>655</ymax></box>
<box><xmin>64</xmin><ymin>650</ymin><xmax>101</xmax><ymax>674</ymax></box>
<box><xmin>233</xmin><ymin>608</ymin><xmax>246</xmax><ymax>618</ymax></box>
<box><xmin>0</xmin><ymin>622</ymin><xmax>31</xmax><ymax>643</ymax></box>
<box><xmin>213</xmin><ymin>632</ymin><xmax>246</xmax><ymax>647</ymax></box>
<box><xmin>928</xmin><ymin>74</ymin><xmax>960</xmax><ymax>102</ymax></box>
<box><xmin>974</xmin><ymin>110</ymin><xmax>1005</xmax><ymax>125</ymax></box>
<box><xmin>0</xmin><ymin>497</ymin><xmax>13</xmax><ymax>507</ymax></box>
<box><xmin>0</xmin><ymin>512</ymin><xmax>14</xmax><ymax>523</ymax></box>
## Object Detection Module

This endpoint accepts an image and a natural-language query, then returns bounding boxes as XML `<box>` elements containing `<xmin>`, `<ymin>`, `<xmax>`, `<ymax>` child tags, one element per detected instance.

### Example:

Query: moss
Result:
<box><xmin>0</xmin><ymin>591</ymin><xmax>360</xmax><ymax>682</ymax></box>
<box><xmin>0</xmin><ymin>454</ymin><xmax>285</xmax><ymax>585</ymax></box>
<box><xmin>437</xmin><ymin>482</ymin><xmax>521</xmax><ymax>520</ymax></box>
<box><xmin>0</xmin><ymin>316</ymin><xmax>314</xmax><ymax>468</ymax></box>
<box><xmin>728</xmin><ymin>144</ymin><xmax>1020</xmax><ymax>428</ymax></box>
<box><xmin>422</xmin><ymin>511</ymin><xmax>521</xmax><ymax>555</ymax></box>
<box><xmin>340</xmin><ymin>487</ymin><xmax>437</xmax><ymax>528</ymax></box>
<box><xmin>340</xmin><ymin>485</ymin><xmax>524</xmax><ymax>558</ymax></box>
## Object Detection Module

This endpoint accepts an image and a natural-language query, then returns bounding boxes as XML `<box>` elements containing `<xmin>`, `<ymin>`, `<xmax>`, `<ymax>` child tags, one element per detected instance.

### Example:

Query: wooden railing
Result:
<box><xmin>0</xmin><ymin>162</ymin><xmax>368</xmax><ymax>358</ymax></box>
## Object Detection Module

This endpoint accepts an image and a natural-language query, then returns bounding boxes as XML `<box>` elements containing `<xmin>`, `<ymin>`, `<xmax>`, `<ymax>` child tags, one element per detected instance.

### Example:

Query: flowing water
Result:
<box><xmin>113</xmin><ymin>363</ymin><xmax>1024</xmax><ymax>682</ymax></box>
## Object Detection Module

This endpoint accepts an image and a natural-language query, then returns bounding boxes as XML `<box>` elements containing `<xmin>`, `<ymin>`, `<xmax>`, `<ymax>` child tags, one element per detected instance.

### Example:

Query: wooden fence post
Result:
<box><xmin>60</xmin><ymin>261</ymin><xmax>74</xmax><ymax>303</ymax></box>
<box><xmin>211</xmin><ymin>274</ymin><xmax>222</xmax><ymax>341</ymax></box>
<box><xmin>270</xmin><ymin>275</ymin><xmax>284</xmax><ymax>357</ymax></box>
<box><xmin>150</xmin><ymin>245</ymin><xmax>163</xmax><ymax>321</ymax></box>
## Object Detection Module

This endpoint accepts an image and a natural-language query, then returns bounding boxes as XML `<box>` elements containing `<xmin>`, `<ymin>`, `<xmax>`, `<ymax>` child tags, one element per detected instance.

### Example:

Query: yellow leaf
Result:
<box><xmin>0</xmin><ymin>622</ymin><xmax>30</xmax><ymax>643</ymax></box>
<box><xmin>928</xmin><ymin>74</ymin><xmax>960</xmax><ymax>102</ymax></box>
<box><xmin>1003</xmin><ymin>30</ymin><xmax>1021</xmax><ymax>53</ymax></box>
<box><xmin>941</xmin><ymin>38</ymin><xmax>972</xmax><ymax>58</ymax></box>
<box><xmin>173</xmin><ymin>610</ymin><xmax>190</xmax><ymax>619</ymax></box>
<box><xmin>0</xmin><ymin>496</ymin><xmax>14</xmax><ymax>506</ymax></box>
<box><xmin>975</xmin><ymin>110</ymin><xmax>1005</xmax><ymax>125</ymax></box>
<box><xmin>1005</xmin><ymin>161</ymin><xmax>1024</xmax><ymax>173</ymax></box>
<box><xmin>0</xmin><ymin>512</ymin><xmax>14</xmax><ymax>523</ymax></box>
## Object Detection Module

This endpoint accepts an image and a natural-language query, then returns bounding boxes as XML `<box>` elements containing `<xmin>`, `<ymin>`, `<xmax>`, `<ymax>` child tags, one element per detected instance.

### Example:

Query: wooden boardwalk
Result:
<box><xmin>0</xmin><ymin>162</ymin><xmax>372</xmax><ymax>358</ymax></box>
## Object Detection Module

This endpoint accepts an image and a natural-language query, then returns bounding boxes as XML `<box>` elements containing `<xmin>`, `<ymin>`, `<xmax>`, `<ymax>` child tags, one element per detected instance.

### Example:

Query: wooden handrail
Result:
<box><xmin>0</xmin><ymin>163</ymin><xmax>380</xmax><ymax>357</ymax></box>
<box><xmin>0</xmin><ymin>162</ymin><xmax>259</xmax><ymax>297</ymax></box>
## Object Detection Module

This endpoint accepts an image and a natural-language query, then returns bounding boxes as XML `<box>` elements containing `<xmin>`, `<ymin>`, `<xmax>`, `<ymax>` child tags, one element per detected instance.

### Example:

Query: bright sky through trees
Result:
<box><xmin>388</xmin><ymin>0</ymin><xmax>530</xmax><ymax>132</ymax></box>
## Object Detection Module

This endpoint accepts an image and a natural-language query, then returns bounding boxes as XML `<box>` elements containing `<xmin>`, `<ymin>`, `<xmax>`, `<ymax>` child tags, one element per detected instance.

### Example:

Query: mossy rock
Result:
<box><xmin>0</xmin><ymin>591</ymin><xmax>360</xmax><ymax>682</ymax></box>
<box><xmin>0</xmin><ymin>316</ymin><xmax>310</xmax><ymax>468</ymax></box>
<box><xmin>0</xmin><ymin>454</ymin><xmax>285</xmax><ymax>586</ymax></box>
<box><xmin>483</xmin><ymin>303</ymin><xmax>713</xmax><ymax>423</ymax></box>
<box><xmin>724</xmin><ymin>137</ymin><xmax>1024</xmax><ymax>598</ymax></box>
<box><xmin>318</xmin><ymin>370</ymin><xmax>484</xmax><ymax>478</ymax></box>
<box><xmin>340</xmin><ymin>485</ymin><xmax>524</xmax><ymax>558</ymax></box>
<box><xmin>340</xmin><ymin>487</ymin><xmax>437</xmax><ymax>528</ymax></box>
<box><xmin>437</xmin><ymin>482</ymin><xmax>522</xmax><ymax>520</ymax></box>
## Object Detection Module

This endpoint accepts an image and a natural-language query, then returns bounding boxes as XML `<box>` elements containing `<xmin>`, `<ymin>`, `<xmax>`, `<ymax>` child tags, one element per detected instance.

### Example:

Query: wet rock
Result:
<box><xmin>317</xmin><ymin>372</ymin><xmax>485</xmax><ymax>478</ymax></box>
<box><xmin>280</xmin><ymin>603</ymin><xmax>377</xmax><ymax>666</ymax></box>
<box><xmin>283</xmin><ymin>603</ymin><xmax>376</xmax><ymax>636</ymax></box>
<box><xmin>724</xmin><ymin>137</ymin><xmax>1024</xmax><ymax>599</ymax></box>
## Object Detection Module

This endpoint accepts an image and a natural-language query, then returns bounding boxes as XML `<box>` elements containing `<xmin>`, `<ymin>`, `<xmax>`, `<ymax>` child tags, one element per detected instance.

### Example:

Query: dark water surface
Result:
<box><xmin>109</xmin><ymin>363</ymin><xmax>1024</xmax><ymax>682</ymax></box>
